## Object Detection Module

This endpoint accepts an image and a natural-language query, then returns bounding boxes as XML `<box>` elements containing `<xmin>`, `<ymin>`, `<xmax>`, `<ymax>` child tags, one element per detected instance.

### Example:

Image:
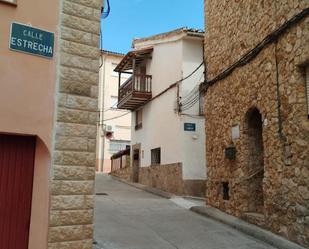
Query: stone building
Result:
<box><xmin>0</xmin><ymin>0</ymin><xmax>101</xmax><ymax>248</ymax></box>
<box><xmin>203</xmin><ymin>1</ymin><xmax>309</xmax><ymax>247</ymax></box>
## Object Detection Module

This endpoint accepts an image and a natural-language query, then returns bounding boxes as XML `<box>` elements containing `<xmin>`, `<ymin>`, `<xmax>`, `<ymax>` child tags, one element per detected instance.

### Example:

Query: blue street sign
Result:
<box><xmin>184</xmin><ymin>123</ymin><xmax>196</xmax><ymax>132</ymax></box>
<box><xmin>9</xmin><ymin>22</ymin><xmax>54</xmax><ymax>59</ymax></box>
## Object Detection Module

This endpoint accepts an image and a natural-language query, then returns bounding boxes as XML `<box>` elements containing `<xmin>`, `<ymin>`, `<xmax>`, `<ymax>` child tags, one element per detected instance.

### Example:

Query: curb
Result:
<box><xmin>109</xmin><ymin>175</ymin><xmax>175</xmax><ymax>199</ymax></box>
<box><xmin>190</xmin><ymin>206</ymin><xmax>306</xmax><ymax>249</ymax></box>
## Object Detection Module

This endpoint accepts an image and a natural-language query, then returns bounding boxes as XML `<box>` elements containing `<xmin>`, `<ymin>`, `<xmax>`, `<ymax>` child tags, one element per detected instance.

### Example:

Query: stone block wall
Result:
<box><xmin>48</xmin><ymin>0</ymin><xmax>101</xmax><ymax>248</ymax></box>
<box><xmin>139</xmin><ymin>163</ymin><xmax>184</xmax><ymax>195</ymax></box>
<box><xmin>139</xmin><ymin>163</ymin><xmax>206</xmax><ymax>197</ymax></box>
<box><xmin>110</xmin><ymin>156</ymin><xmax>131</xmax><ymax>181</ymax></box>
<box><xmin>204</xmin><ymin>0</ymin><xmax>309</xmax><ymax>246</ymax></box>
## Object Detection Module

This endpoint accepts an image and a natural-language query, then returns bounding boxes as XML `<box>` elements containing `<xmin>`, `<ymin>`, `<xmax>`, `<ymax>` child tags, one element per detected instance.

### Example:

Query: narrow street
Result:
<box><xmin>94</xmin><ymin>174</ymin><xmax>276</xmax><ymax>249</ymax></box>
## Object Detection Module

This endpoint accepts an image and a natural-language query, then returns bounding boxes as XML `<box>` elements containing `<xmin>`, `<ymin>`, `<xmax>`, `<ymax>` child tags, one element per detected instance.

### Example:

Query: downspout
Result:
<box><xmin>99</xmin><ymin>55</ymin><xmax>107</xmax><ymax>172</ymax></box>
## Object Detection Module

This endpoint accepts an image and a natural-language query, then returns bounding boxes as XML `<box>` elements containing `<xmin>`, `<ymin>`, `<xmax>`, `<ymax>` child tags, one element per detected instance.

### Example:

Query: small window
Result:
<box><xmin>0</xmin><ymin>0</ymin><xmax>17</xmax><ymax>5</ymax></box>
<box><xmin>305</xmin><ymin>65</ymin><xmax>309</xmax><ymax>119</ymax></box>
<box><xmin>111</xmin><ymin>96</ymin><xmax>118</xmax><ymax>108</ymax></box>
<box><xmin>135</xmin><ymin>109</ymin><xmax>142</xmax><ymax>130</ymax></box>
<box><xmin>109</xmin><ymin>140</ymin><xmax>130</xmax><ymax>153</ymax></box>
<box><xmin>111</xmin><ymin>63</ymin><xmax>119</xmax><ymax>77</ymax></box>
<box><xmin>222</xmin><ymin>182</ymin><xmax>229</xmax><ymax>200</ymax></box>
<box><xmin>151</xmin><ymin>148</ymin><xmax>161</xmax><ymax>165</ymax></box>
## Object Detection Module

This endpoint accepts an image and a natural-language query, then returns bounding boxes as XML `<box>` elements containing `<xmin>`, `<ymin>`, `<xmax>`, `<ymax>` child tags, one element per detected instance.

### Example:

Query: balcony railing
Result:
<box><xmin>118</xmin><ymin>74</ymin><xmax>152</xmax><ymax>110</ymax></box>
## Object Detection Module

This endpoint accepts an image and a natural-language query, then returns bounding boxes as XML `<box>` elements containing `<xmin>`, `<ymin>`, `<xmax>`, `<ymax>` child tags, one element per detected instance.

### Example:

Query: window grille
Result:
<box><xmin>151</xmin><ymin>148</ymin><xmax>161</xmax><ymax>165</ymax></box>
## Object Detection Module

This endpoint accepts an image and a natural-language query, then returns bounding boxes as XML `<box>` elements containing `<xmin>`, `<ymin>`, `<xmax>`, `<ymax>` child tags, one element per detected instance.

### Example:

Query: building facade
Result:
<box><xmin>0</xmin><ymin>0</ymin><xmax>101</xmax><ymax>248</ymax></box>
<box><xmin>203</xmin><ymin>1</ymin><xmax>309</xmax><ymax>247</ymax></box>
<box><xmin>115</xmin><ymin>28</ymin><xmax>207</xmax><ymax>197</ymax></box>
<box><xmin>97</xmin><ymin>50</ymin><xmax>131</xmax><ymax>173</ymax></box>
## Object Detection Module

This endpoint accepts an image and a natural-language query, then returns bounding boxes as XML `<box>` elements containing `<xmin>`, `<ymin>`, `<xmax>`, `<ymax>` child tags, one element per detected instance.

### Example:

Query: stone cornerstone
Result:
<box><xmin>204</xmin><ymin>0</ymin><xmax>308</xmax><ymax>247</ymax></box>
<box><xmin>48</xmin><ymin>0</ymin><xmax>101</xmax><ymax>248</ymax></box>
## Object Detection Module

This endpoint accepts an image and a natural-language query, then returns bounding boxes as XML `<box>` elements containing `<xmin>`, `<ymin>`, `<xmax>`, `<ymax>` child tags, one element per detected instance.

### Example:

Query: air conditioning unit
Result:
<box><xmin>104</xmin><ymin>125</ymin><xmax>115</xmax><ymax>140</ymax></box>
<box><xmin>106</xmin><ymin>125</ymin><xmax>114</xmax><ymax>132</ymax></box>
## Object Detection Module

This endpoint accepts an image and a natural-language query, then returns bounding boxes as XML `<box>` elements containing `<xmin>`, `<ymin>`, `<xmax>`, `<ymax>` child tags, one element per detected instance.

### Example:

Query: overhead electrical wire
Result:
<box><xmin>98</xmin><ymin>0</ymin><xmax>111</xmax><ymax>70</ymax></box>
<box><xmin>142</xmin><ymin>61</ymin><xmax>204</xmax><ymax>108</ymax></box>
<box><xmin>201</xmin><ymin>7</ymin><xmax>309</xmax><ymax>92</ymax></box>
<box><xmin>97</xmin><ymin>63</ymin><xmax>204</xmax><ymax>124</ymax></box>
<box><xmin>101</xmin><ymin>111</ymin><xmax>131</xmax><ymax>122</ymax></box>
<box><xmin>179</xmin><ymin>72</ymin><xmax>204</xmax><ymax>112</ymax></box>
<box><xmin>101</xmin><ymin>0</ymin><xmax>110</xmax><ymax>19</ymax></box>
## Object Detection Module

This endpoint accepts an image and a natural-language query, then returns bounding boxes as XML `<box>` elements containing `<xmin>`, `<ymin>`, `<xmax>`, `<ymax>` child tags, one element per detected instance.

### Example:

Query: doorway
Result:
<box><xmin>0</xmin><ymin>134</ymin><xmax>36</xmax><ymax>249</ymax></box>
<box><xmin>244</xmin><ymin>108</ymin><xmax>264</xmax><ymax>213</ymax></box>
<box><xmin>132</xmin><ymin>149</ymin><xmax>140</xmax><ymax>183</ymax></box>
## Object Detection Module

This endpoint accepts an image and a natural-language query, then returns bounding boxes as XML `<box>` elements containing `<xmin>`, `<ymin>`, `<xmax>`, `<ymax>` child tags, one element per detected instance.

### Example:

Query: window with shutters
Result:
<box><xmin>151</xmin><ymin>147</ymin><xmax>161</xmax><ymax>165</ymax></box>
<box><xmin>305</xmin><ymin>66</ymin><xmax>309</xmax><ymax>119</ymax></box>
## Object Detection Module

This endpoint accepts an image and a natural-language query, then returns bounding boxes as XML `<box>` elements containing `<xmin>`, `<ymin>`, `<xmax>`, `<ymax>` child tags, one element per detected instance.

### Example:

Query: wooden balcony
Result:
<box><xmin>117</xmin><ymin>74</ymin><xmax>152</xmax><ymax>110</ymax></box>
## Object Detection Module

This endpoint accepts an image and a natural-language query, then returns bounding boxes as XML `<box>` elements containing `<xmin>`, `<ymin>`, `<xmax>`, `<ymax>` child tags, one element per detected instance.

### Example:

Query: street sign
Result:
<box><xmin>9</xmin><ymin>22</ymin><xmax>54</xmax><ymax>59</ymax></box>
<box><xmin>184</xmin><ymin>123</ymin><xmax>196</xmax><ymax>132</ymax></box>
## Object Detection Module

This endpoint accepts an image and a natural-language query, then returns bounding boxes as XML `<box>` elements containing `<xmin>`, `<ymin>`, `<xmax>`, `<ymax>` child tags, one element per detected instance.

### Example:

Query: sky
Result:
<box><xmin>101</xmin><ymin>0</ymin><xmax>204</xmax><ymax>54</ymax></box>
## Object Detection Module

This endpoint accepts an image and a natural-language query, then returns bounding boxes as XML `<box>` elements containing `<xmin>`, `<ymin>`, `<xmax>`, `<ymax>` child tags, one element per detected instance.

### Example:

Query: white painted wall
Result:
<box><xmin>180</xmin><ymin>38</ymin><xmax>206</xmax><ymax>180</ymax></box>
<box><xmin>97</xmin><ymin>52</ymin><xmax>131</xmax><ymax>172</ymax></box>
<box><xmin>131</xmin><ymin>36</ymin><xmax>206</xmax><ymax>180</ymax></box>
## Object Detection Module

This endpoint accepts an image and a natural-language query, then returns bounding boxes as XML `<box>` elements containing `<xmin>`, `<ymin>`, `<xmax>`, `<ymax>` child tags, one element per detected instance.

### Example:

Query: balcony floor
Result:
<box><xmin>117</xmin><ymin>91</ymin><xmax>152</xmax><ymax>110</ymax></box>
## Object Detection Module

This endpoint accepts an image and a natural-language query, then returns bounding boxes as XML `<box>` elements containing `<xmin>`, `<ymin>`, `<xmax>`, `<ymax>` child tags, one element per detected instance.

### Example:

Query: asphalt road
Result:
<box><xmin>94</xmin><ymin>174</ymin><xmax>276</xmax><ymax>249</ymax></box>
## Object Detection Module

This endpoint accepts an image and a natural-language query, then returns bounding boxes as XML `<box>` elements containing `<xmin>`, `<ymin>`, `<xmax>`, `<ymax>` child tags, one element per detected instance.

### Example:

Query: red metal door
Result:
<box><xmin>0</xmin><ymin>134</ymin><xmax>36</xmax><ymax>249</ymax></box>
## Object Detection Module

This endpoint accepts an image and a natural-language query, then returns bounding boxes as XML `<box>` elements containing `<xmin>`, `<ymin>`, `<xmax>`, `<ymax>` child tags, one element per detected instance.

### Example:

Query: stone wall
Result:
<box><xmin>110</xmin><ymin>156</ymin><xmax>131</xmax><ymax>181</ymax></box>
<box><xmin>204</xmin><ymin>0</ymin><xmax>309</xmax><ymax>247</ymax></box>
<box><xmin>139</xmin><ymin>163</ymin><xmax>206</xmax><ymax>197</ymax></box>
<box><xmin>48</xmin><ymin>0</ymin><xmax>101</xmax><ymax>248</ymax></box>
<box><xmin>139</xmin><ymin>163</ymin><xmax>184</xmax><ymax>195</ymax></box>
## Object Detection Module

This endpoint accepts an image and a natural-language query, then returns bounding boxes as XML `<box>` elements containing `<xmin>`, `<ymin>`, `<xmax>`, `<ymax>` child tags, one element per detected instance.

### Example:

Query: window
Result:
<box><xmin>109</xmin><ymin>140</ymin><xmax>130</xmax><ymax>153</ymax></box>
<box><xmin>151</xmin><ymin>147</ymin><xmax>161</xmax><ymax>165</ymax></box>
<box><xmin>0</xmin><ymin>0</ymin><xmax>17</xmax><ymax>4</ymax></box>
<box><xmin>222</xmin><ymin>182</ymin><xmax>230</xmax><ymax>200</ymax></box>
<box><xmin>135</xmin><ymin>109</ymin><xmax>142</xmax><ymax>130</ymax></box>
<box><xmin>111</xmin><ymin>63</ymin><xmax>119</xmax><ymax>77</ymax></box>
<box><xmin>306</xmin><ymin>65</ymin><xmax>309</xmax><ymax>118</ymax></box>
<box><xmin>111</xmin><ymin>96</ymin><xmax>118</xmax><ymax>108</ymax></box>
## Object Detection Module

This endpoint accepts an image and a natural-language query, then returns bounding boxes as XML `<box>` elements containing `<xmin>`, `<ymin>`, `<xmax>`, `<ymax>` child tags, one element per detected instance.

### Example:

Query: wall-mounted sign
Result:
<box><xmin>184</xmin><ymin>123</ymin><xmax>196</xmax><ymax>132</ymax></box>
<box><xmin>9</xmin><ymin>22</ymin><xmax>54</xmax><ymax>59</ymax></box>
<box><xmin>231</xmin><ymin>124</ymin><xmax>240</xmax><ymax>140</ymax></box>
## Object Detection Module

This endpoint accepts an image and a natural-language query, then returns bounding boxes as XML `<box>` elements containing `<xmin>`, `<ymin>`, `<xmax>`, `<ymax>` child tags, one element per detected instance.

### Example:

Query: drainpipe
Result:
<box><xmin>99</xmin><ymin>55</ymin><xmax>107</xmax><ymax>172</ymax></box>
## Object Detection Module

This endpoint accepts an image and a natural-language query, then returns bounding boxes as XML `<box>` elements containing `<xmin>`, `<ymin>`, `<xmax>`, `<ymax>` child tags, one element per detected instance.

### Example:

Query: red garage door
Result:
<box><xmin>0</xmin><ymin>134</ymin><xmax>36</xmax><ymax>249</ymax></box>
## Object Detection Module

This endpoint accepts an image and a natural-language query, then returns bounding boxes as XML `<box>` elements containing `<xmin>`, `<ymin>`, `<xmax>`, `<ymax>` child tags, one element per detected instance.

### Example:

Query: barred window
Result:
<box><xmin>151</xmin><ymin>147</ymin><xmax>161</xmax><ymax>165</ymax></box>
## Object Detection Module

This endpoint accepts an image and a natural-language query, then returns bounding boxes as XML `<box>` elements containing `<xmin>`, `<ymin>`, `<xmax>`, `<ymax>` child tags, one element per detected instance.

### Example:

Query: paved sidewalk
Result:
<box><xmin>94</xmin><ymin>174</ymin><xmax>276</xmax><ymax>249</ymax></box>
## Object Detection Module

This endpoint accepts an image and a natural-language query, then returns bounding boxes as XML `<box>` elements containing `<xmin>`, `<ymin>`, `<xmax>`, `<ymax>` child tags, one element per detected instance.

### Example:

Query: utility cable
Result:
<box><xmin>101</xmin><ymin>111</ymin><xmax>131</xmax><ymax>122</ymax></box>
<box><xmin>142</xmin><ymin>61</ymin><xmax>204</xmax><ymax>107</ymax></box>
<box><xmin>201</xmin><ymin>8</ymin><xmax>309</xmax><ymax>92</ymax></box>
